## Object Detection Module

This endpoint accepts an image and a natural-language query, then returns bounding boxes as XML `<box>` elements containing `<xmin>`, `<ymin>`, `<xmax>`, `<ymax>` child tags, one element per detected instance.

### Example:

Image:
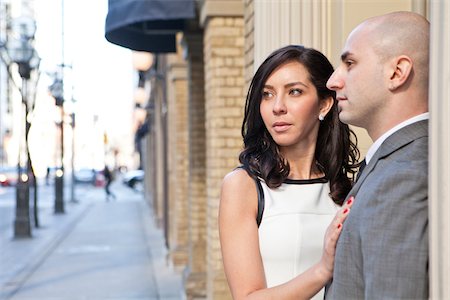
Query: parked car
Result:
<box><xmin>122</xmin><ymin>169</ymin><xmax>144</xmax><ymax>189</ymax></box>
<box><xmin>0</xmin><ymin>166</ymin><xmax>18</xmax><ymax>187</ymax></box>
<box><xmin>74</xmin><ymin>168</ymin><xmax>96</xmax><ymax>185</ymax></box>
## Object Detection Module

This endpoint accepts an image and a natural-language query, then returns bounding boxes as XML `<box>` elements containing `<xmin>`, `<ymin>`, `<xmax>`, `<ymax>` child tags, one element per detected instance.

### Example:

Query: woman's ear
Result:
<box><xmin>319</xmin><ymin>96</ymin><xmax>334</xmax><ymax>117</ymax></box>
<box><xmin>388</xmin><ymin>55</ymin><xmax>413</xmax><ymax>91</ymax></box>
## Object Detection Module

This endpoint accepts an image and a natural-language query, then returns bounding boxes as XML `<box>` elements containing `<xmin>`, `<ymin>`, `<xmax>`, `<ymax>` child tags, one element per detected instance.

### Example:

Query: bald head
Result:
<box><xmin>353</xmin><ymin>12</ymin><xmax>430</xmax><ymax>88</ymax></box>
<box><xmin>329</xmin><ymin>11</ymin><xmax>430</xmax><ymax>136</ymax></box>
<box><xmin>362</xmin><ymin>12</ymin><xmax>429</xmax><ymax>58</ymax></box>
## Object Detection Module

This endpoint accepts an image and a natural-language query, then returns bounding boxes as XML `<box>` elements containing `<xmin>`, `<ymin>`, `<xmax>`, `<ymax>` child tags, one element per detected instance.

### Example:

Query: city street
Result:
<box><xmin>0</xmin><ymin>177</ymin><xmax>184</xmax><ymax>300</ymax></box>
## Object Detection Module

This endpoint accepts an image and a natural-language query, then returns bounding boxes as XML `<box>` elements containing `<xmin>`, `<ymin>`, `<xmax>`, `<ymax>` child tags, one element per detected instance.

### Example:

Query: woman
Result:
<box><xmin>219</xmin><ymin>45</ymin><xmax>359</xmax><ymax>299</ymax></box>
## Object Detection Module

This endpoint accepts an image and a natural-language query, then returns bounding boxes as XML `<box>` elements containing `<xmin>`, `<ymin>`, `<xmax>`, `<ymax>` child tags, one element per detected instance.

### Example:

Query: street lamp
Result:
<box><xmin>48</xmin><ymin>77</ymin><xmax>65</xmax><ymax>213</ymax></box>
<box><xmin>2</xmin><ymin>15</ymin><xmax>39</xmax><ymax>238</ymax></box>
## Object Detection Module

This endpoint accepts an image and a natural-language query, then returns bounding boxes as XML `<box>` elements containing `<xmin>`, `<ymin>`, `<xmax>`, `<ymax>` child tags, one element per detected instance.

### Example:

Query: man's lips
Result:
<box><xmin>336</xmin><ymin>97</ymin><xmax>347</xmax><ymax>113</ymax></box>
<box><xmin>272</xmin><ymin>122</ymin><xmax>292</xmax><ymax>132</ymax></box>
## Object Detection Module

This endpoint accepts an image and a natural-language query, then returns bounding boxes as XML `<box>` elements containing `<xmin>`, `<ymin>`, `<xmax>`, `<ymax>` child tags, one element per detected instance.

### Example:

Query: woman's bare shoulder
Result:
<box><xmin>222</xmin><ymin>168</ymin><xmax>255</xmax><ymax>191</ymax></box>
<box><xmin>220</xmin><ymin>168</ymin><xmax>258</xmax><ymax>210</ymax></box>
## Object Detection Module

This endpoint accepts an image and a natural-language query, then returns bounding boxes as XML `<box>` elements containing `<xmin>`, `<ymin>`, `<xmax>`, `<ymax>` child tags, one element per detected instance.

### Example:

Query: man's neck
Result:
<box><xmin>364</xmin><ymin>112</ymin><xmax>429</xmax><ymax>164</ymax></box>
<box><xmin>367</xmin><ymin>110</ymin><xmax>428</xmax><ymax>141</ymax></box>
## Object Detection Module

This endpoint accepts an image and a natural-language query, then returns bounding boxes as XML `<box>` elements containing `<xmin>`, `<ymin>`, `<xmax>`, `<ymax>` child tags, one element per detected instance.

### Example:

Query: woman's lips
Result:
<box><xmin>272</xmin><ymin>122</ymin><xmax>292</xmax><ymax>132</ymax></box>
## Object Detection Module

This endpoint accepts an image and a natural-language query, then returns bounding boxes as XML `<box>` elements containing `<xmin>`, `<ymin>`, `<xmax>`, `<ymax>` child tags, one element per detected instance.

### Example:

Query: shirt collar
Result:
<box><xmin>365</xmin><ymin>112</ymin><xmax>429</xmax><ymax>164</ymax></box>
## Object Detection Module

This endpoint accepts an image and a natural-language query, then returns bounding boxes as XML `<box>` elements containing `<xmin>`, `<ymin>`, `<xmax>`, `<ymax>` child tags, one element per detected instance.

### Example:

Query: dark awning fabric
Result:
<box><xmin>105</xmin><ymin>0</ymin><xmax>195</xmax><ymax>53</ymax></box>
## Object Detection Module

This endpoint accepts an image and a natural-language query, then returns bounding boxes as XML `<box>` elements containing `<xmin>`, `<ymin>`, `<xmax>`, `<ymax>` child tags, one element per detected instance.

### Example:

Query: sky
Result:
<box><xmin>29</xmin><ymin>0</ymin><xmax>135</xmax><ymax>172</ymax></box>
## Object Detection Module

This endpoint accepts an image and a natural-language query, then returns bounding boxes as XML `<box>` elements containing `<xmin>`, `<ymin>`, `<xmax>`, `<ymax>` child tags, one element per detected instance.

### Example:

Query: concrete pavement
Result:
<box><xmin>0</xmin><ymin>179</ymin><xmax>185</xmax><ymax>300</ymax></box>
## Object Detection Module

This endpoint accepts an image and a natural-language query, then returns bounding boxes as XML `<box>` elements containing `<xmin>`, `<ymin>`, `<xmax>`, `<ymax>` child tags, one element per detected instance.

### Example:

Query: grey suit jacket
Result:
<box><xmin>326</xmin><ymin>120</ymin><xmax>429</xmax><ymax>300</ymax></box>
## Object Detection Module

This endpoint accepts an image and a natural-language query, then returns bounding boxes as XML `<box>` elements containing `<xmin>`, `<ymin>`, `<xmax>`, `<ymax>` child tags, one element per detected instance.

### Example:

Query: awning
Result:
<box><xmin>105</xmin><ymin>0</ymin><xmax>195</xmax><ymax>53</ymax></box>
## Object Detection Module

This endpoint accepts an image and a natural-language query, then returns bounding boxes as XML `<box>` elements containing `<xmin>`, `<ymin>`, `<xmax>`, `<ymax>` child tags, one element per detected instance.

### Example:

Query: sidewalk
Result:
<box><xmin>0</xmin><ymin>181</ymin><xmax>185</xmax><ymax>300</ymax></box>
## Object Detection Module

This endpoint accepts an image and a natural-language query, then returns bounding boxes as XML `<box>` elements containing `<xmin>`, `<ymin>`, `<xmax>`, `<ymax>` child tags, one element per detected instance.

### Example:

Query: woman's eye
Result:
<box><xmin>262</xmin><ymin>91</ymin><xmax>273</xmax><ymax>99</ymax></box>
<box><xmin>345</xmin><ymin>60</ymin><xmax>354</xmax><ymax>68</ymax></box>
<box><xmin>290</xmin><ymin>88</ymin><xmax>302</xmax><ymax>96</ymax></box>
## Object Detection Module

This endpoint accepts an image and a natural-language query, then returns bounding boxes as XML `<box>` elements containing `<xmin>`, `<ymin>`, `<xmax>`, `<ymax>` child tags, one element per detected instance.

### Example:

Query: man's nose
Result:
<box><xmin>327</xmin><ymin>68</ymin><xmax>343</xmax><ymax>91</ymax></box>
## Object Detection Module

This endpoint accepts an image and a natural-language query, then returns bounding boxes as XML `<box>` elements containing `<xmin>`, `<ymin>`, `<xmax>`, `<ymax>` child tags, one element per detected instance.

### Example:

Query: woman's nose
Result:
<box><xmin>273</xmin><ymin>96</ymin><xmax>287</xmax><ymax>114</ymax></box>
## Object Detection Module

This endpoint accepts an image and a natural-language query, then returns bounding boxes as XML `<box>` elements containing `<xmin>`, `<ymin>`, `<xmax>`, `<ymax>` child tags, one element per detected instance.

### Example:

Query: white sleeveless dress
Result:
<box><xmin>258</xmin><ymin>177</ymin><xmax>339</xmax><ymax>299</ymax></box>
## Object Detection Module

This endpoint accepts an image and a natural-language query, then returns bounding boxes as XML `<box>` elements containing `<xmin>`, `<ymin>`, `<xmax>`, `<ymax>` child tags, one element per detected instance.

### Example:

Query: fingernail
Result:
<box><xmin>343</xmin><ymin>208</ymin><xmax>349</xmax><ymax>214</ymax></box>
<box><xmin>337</xmin><ymin>224</ymin><xmax>342</xmax><ymax>229</ymax></box>
<box><xmin>346</xmin><ymin>197</ymin><xmax>353</xmax><ymax>205</ymax></box>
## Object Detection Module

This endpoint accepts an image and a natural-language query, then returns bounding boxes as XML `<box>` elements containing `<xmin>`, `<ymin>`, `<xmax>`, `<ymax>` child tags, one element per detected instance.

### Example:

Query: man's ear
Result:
<box><xmin>388</xmin><ymin>55</ymin><xmax>413</xmax><ymax>91</ymax></box>
<box><xmin>320</xmin><ymin>96</ymin><xmax>334</xmax><ymax>117</ymax></box>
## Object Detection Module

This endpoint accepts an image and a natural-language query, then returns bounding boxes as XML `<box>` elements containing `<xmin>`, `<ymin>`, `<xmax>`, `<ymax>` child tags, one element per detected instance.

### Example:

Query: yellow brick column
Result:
<box><xmin>244</xmin><ymin>0</ymin><xmax>255</xmax><ymax>86</ymax></box>
<box><xmin>201</xmin><ymin>1</ymin><xmax>245</xmax><ymax>298</ymax></box>
<box><xmin>183</xmin><ymin>32</ymin><xmax>208</xmax><ymax>299</ymax></box>
<box><xmin>150</xmin><ymin>55</ymin><xmax>168</xmax><ymax>231</ymax></box>
<box><xmin>166</xmin><ymin>49</ymin><xmax>190</xmax><ymax>267</ymax></box>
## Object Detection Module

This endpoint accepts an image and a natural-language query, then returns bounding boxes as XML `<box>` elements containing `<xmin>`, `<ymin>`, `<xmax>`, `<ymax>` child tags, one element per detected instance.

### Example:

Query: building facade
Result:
<box><xmin>132</xmin><ymin>0</ymin><xmax>449</xmax><ymax>299</ymax></box>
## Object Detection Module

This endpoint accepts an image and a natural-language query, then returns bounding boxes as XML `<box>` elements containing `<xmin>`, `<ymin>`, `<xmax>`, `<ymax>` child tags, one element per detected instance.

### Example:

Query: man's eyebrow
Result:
<box><xmin>341</xmin><ymin>51</ymin><xmax>351</xmax><ymax>62</ymax></box>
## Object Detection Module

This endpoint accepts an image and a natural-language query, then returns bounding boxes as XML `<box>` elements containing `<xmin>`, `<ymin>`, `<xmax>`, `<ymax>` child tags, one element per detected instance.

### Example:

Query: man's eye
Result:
<box><xmin>345</xmin><ymin>60</ymin><xmax>354</xmax><ymax>67</ymax></box>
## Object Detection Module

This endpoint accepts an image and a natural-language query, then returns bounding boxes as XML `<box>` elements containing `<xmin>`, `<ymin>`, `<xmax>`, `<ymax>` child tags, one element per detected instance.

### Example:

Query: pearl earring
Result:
<box><xmin>319</xmin><ymin>114</ymin><xmax>325</xmax><ymax>121</ymax></box>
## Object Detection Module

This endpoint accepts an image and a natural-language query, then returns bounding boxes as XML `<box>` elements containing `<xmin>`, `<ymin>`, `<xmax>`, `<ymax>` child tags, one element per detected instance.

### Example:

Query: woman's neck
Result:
<box><xmin>288</xmin><ymin>161</ymin><xmax>323</xmax><ymax>180</ymax></box>
<box><xmin>282</xmin><ymin>149</ymin><xmax>323</xmax><ymax>180</ymax></box>
<box><xmin>279</xmin><ymin>136</ymin><xmax>324</xmax><ymax>180</ymax></box>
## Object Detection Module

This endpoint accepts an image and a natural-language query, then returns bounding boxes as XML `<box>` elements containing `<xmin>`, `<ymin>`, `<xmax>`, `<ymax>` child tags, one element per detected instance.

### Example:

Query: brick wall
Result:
<box><xmin>184</xmin><ymin>32</ymin><xmax>208</xmax><ymax>299</ymax></box>
<box><xmin>166</xmin><ymin>51</ymin><xmax>190</xmax><ymax>267</ymax></box>
<box><xmin>151</xmin><ymin>55</ymin><xmax>168</xmax><ymax>231</ymax></box>
<box><xmin>244</xmin><ymin>0</ymin><xmax>255</xmax><ymax>87</ymax></box>
<box><xmin>204</xmin><ymin>16</ymin><xmax>245</xmax><ymax>299</ymax></box>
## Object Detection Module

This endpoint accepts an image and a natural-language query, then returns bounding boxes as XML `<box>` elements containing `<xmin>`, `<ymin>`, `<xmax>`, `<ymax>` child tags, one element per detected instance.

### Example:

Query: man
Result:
<box><xmin>325</xmin><ymin>11</ymin><xmax>429</xmax><ymax>299</ymax></box>
<box><xmin>104</xmin><ymin>165</ymin><xmax>116</xmax><ymax>201</ymax></box>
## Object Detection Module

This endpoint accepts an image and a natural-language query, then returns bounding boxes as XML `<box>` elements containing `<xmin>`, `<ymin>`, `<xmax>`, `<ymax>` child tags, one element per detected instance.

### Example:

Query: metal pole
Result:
<box><xmin>70</xmin><ymin>112</ymin><xmax>76</xmax><ymax>203</ymax></box>
<box><xmin>54</xmin><ymin>105</ymin><xmax>64</xmax><ymax>213</ymax></box>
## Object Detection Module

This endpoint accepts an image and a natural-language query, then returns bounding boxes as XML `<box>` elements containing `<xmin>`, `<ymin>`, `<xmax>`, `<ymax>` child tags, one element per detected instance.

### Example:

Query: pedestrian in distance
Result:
<box><xmin>104</xmin><ymin>165</ymin><xmax>117</xmax><ymax>201</ymax></box>
<box><xmin>325</xmin><ymin>11</ymin><xmax>430</xmax><ymax>299</ymax></box>
<box><xmin>219</xmin><ymin>45</ymin><xmax>360</xmax><ymax>299</ymax></box>
<box><xmin>45</xmin><ymin>166</ymin><xmax>50</xmax><ymax>185</ymax></box>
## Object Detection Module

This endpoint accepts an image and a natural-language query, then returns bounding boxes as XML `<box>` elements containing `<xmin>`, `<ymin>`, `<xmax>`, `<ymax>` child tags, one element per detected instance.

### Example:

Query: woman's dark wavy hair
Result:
<box><xmin>239</xmin><ymin>45</ymin><xmax>359</xmax><ymax>205</ymax></box>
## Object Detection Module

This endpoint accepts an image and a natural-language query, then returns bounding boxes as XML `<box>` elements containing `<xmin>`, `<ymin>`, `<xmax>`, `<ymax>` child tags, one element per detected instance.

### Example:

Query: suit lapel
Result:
<box><xmin>347</xmin><ymin>120</ymin><xmax>428</xmax><ymax>198</ymax></box>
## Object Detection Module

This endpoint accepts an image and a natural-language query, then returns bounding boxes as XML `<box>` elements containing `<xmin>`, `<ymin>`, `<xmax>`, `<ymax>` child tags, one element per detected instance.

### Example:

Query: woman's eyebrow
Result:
<box><xmin>285</xmin><ymin>81</ymin><xmax>308</xmax><ymax>88</ymax></box>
